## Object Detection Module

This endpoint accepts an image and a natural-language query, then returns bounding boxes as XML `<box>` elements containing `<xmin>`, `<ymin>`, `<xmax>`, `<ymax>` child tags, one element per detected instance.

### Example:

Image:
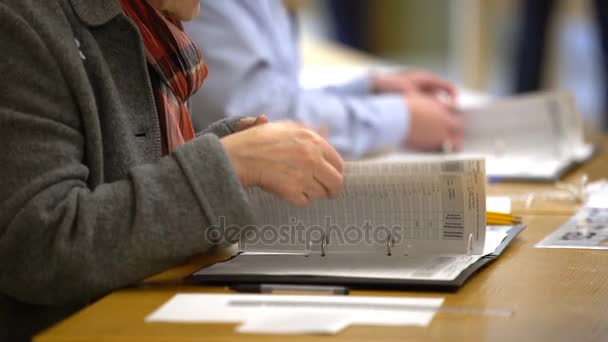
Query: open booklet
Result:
<box><xmin>191</xmin><ymin>158</ymin><xmax>525</xmax><ymax>290</ymax></box>
<box><xmin>375</xmin><ymin>91</ymin><xmax>595</xmax><ymax>182</ymax></box>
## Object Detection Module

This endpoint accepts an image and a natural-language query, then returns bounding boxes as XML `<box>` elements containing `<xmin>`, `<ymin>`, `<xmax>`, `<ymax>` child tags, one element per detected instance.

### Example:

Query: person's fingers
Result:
<box><xmin>445</xmin><ymin>114</ymin><xmax>464</xmax><ymax>151</ymax></box>
<box><xmin>313</xmin><ymin>160</ymin><xmax>344</xmax><ymax>197</ymax></box>
<box><xmin>410</xmin><ymin>72</ymin><xmax>458</xmax><ymax>101</ymax></box>
<box><xmin>448</xmin><ymin>127</ymin><xmax>464</xmax><ymax>151</ymax></box>
<box><xmin>239</xmin><ymin>114</ymin><xmax>270</xmax><ymax>131</ymax></box>
<box><xmin>397</xmin><ymin>80</ymin><xmax>417</xmax><ymax>94</ymax></box>
<box><xmin>314</xmin><ymin>126</ymin><xmax>330</xmax><ymax>139</ymax></box>
<box><xmin>275</xmin><ymin>180</ymin><xmax>310</xmax><ymax>208</ymax></box>
<box><xmin>405</xmin><ymin>92</ymin><xmax>454</xmax><ymax>113</ymax></box>
<box><xmin>305</xmin><ymin>177</ymin><xmax>331</xmax><ymax>200</ymax></box>
<box><xmin>253</xmin><ymin>114</ymin><xmax>269</xmax><ymax>126</ymax></box>
<box><xmin>237</xmin><ymin>117</ymin><xmax>258</xmax><ymax>131</ymax></box>
<box><xmin>423</xmin><ymin>94</ymin><xmax>456</xmax><ymax>110</ymax></box>
<box><xmin>446</xmin><ymin>113</ymin><xmax>464</xmax><ymax>135</ymax></box>
<box><xmin>289</xmin><ymin>193</ymin><xmax>309</xmax><ymax>208</ymax></box>
<box><xmin>435</xmin><ymin>90</ymin><xmax>458</xmax><ymax>107</ymax></box>
<box><xmin>421</xmin><ymin>76</ymin><xmax>457</xmax><ymax>97</ymax></box>
<box><xmin>319</xmin><ymin>140</ymin><xmax>344</xmax><ymax>174</ymax></box>
<box><xmin>446</xmin><ymin>85</ymin><xmax>458</xmax><ymax>102</ymax></box>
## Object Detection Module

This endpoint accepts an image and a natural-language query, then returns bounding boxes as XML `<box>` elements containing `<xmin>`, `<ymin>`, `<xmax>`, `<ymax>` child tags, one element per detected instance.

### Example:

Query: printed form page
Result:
<box><xmin>196</xmin><ymin>226</ymin><xmax>510</xmax><ymax>283</ymax></box>
<box><xmin>242</xmin><ymin>158</ymin><xmax>486</xmax><ymax>256</ymax></box>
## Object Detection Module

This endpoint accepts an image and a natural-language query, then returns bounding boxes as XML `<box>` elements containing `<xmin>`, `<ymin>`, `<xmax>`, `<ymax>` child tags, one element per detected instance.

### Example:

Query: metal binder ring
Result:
<box><xmin>306</xmin><ymin>240</ymin><xmax>312</xmax><ymax>257</ymax></box>
<box><xmin>321</xmin><ymin>235</ymin><xmax>327</xmax><ymax>257</ymax></box>
<box><xmin>387</xmin><ymin>234</ymin><xmax>393</xmax><ymax>256</ymax></box>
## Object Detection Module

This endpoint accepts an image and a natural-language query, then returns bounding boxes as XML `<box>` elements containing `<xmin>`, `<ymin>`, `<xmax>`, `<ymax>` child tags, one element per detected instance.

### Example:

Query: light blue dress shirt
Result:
<box><xmin>186</xmin><ymin>0</ymin><xmax>409</xmax><ymax>157</ymax></box>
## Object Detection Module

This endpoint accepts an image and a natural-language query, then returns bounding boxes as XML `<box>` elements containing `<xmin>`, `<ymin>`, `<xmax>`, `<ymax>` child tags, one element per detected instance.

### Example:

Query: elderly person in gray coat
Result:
<box><xmin>0</xmin><ymin>0</ymin><xmax>344</xmax><ymax>340</ymax></box>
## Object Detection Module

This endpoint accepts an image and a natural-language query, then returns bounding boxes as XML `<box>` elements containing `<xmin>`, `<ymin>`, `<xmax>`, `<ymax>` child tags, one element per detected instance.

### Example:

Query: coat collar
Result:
<box><xmin>68</xmin><ymin>0</ymin><xmax>123</xmax><ymax>27</ymax></box>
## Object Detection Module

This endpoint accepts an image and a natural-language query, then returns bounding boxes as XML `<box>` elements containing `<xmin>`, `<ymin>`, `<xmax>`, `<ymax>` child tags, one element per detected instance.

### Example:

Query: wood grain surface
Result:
<box><xmin>35</xmin><ymin>39</ymin><xmax>608</xmax><ymax>342</ymax></box>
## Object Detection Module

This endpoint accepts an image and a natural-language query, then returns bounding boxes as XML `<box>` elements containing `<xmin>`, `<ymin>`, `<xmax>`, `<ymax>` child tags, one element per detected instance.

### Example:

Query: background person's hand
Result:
<box><xmin>372</xmin><ymin>70</ymin><xmax>458</xmax><ymax>106</ymax></box>
<box><xmin>221</xmin><ymin>121</ymin><xmax>344</xmax><ymax>207</ymax></box>
<box><xmin>403</xmin><ymin>94</ymin><xmax>464</xmax><ymax>151</ymax></box>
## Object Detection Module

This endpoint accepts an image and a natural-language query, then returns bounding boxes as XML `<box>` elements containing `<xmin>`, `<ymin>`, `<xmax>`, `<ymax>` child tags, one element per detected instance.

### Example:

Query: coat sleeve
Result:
<box><xmin>0</xmin><ymin>5</ymin><xmax>255</xmax><ymax>306</ymax></box>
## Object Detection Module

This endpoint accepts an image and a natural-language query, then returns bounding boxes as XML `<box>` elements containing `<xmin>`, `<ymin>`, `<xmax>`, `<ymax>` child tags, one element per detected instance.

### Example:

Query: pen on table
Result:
<box><xmin>487</xmin><ymin>176</ymin><xmax>502</xmax><ymax>184</ymax></box>
<box><xmin>229</xmin><ymin>284</ymin><xmax>349</xmax><ymax>295</ymax></box>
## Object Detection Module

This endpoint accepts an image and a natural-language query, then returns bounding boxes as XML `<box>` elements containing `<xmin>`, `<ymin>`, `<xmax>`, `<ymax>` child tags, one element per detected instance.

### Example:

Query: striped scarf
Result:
<box><xmin>118</xmin><ymin>0</ymin><xmax>208</xmax><ymax>155</ymax></box>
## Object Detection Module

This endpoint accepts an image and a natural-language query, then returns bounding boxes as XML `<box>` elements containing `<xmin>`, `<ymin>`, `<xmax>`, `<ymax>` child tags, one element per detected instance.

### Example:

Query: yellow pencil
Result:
<box><xmin>486</xmin><ymin>211</ymin><xmax>522</xmax><ymax>225</ymax></box>
<box><xmin>487</xmin><ymin>213</ymin><xmax>519</xmax><ymax>221</ymax></box>
<box><xmin>487</xmin><ymin>215</ymin><xmax>521</xmax><ymax>223</ymax></box>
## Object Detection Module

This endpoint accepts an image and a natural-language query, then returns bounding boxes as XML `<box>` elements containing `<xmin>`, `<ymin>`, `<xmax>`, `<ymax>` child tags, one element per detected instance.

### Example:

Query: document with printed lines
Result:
<box><xmin>242</xmin><ymin>158</ymin><xmax>486</xmax><ymax>256</ymax></box>
<box><xmin>192</xmin><ymin>158</ymin><xmax>525</xmax><ymax>288</ymax></box>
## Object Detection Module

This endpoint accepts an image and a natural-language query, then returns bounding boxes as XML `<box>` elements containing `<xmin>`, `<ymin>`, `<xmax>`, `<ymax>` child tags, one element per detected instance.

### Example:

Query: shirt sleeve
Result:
<box><xmin>186</xmin><ymin>0</ymin><xmax>409</xmax><ymax>158</ymax></box>
<box><xmin>321</xmin><ymin>74</ymin><xmax>374</xmax><ymax>96</ymax></box>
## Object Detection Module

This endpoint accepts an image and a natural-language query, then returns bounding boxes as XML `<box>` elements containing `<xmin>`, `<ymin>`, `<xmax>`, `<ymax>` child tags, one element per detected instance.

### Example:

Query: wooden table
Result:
<box><xmin>34</xmin><ymin>139</ymin><xmax>608</xmax><ymax>342</ymax></box>
<box><xmin>35</xmin><ymin>38</ymin><xmax>608</xmax><ymax>342</ymax></box>
<box><xmin>34</xmin><ymin>215</ymin><xmax>608</xmax><ymax>342</ymax></box>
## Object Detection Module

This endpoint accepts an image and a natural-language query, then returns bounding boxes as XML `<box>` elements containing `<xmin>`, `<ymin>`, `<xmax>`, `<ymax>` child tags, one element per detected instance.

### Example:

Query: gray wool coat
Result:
<box><xmin>0</xmin><ymin>0</ymin><xmax>256</xmax><ymax>339</ymax></box>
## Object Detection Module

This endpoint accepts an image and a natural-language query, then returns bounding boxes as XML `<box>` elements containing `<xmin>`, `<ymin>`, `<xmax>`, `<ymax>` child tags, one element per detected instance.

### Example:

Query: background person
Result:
<box><xmin>186</xmin><ymin>0</ymin><xmax>463</xmax><ymax>157</ymax></box>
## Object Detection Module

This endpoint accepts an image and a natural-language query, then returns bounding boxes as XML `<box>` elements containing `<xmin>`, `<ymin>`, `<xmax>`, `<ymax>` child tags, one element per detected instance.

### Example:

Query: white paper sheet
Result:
<box><xmin>195</xmin><ymin>227</ymin><xmax>509</xmax><ymax>283</ymax></box>
<box><xmin>487</xmin><ymin>196</ymin><xmax>512</xmax><ymax>214</ymax></box>
<box><xmin>536</xmin><ymin>207</ymin><xmax>608</xmax><ymax>250</ymax></box>
<box><xmin>585</xmin><ymin>179</ymin><xmax>608</xmax><ymax>209</ymax></box>
<box><xmin>586</xmin><ymin>194</ymin><xmax>608</xmax><ymax>209</ymax></box>
<box><xmin>370</xmin><ymin>92</ymin><xmax>592</xmax><ymax>181</ymax></box>
<box><xmin>236</xmin><ymin>312</ymin><xmax>349</xmax><ymax>335</ymax></box>
<box><xmin>244</xmin><ymin>158</ymin><xmax>486</xmax><ymax>256</ymax></box>
<box><xmin>146</xmin><ymin>294</ymin><xmax>444</xmax><ymax>335</ymax></box>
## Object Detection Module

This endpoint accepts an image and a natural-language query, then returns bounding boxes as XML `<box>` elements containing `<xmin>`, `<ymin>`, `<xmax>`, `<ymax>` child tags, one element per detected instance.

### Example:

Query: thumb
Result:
<box><xmin>252</xmin><ymin>114</ymin><xmax>269</xmax><ymax>126</ymax></box>
<box><xmin>238</xmin><ymin>114</ymin><xmax>269</xmax><ymax>131</ymax></box>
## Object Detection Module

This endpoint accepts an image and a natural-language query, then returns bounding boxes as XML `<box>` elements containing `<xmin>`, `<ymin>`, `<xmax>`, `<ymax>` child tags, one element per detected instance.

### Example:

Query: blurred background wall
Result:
<box><xmin>294</xmin><ymin>0</ymin><xmax>606</xmax><ymax>127</ymax></box>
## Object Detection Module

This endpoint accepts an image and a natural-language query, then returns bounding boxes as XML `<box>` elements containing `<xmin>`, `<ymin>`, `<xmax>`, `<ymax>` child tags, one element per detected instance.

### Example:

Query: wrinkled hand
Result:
<box><xmin>221</xmin><ymin>121</ymin><xmax>344</xmax><ymax>207</ymax></box>
<box><xmin>372</xmin><ymin>70</ymin><xmax>458</xmax><ymax>106</ymax></box>
<box><xmin>404</xmin><ymin>94</ymin><xmax>463</xmax><ymax>151</ymax></box>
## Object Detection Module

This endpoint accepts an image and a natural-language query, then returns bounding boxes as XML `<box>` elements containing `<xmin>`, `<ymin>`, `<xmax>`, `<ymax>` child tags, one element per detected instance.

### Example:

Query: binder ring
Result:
<box><xmin>386</xmin><ymin>233</ymin><xmax>393</xmax><ymax>256</ymax></box>
<box><xmin>306</xmin><ymin>240</ymin><xmax>312</xmax><ymax>257</ymax></box>
<box><xmin>321</xmin><ymin>233</ymin><xmax>327</xmax><ymax>257</ymax></box>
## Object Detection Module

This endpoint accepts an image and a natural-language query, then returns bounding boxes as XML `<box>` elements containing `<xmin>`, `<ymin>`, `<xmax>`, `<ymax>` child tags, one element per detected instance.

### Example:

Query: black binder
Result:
<box><xmin>190</xmin><ymin>225</ymin><xmax>525</xmax><ymax>291</ymax></box>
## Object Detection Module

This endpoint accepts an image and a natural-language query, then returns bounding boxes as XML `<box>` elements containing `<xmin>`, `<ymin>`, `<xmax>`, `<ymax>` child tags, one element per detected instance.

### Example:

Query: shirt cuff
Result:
<box><xmin>370</xmin><ymin>94</ymin><xmax>410</xmax><ymax>149</ymax></box>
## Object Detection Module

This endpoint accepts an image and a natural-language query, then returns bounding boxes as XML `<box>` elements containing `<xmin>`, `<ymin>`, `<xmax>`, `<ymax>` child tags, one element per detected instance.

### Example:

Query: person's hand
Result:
<box><xmin>237</xmin><ymin>114</ymin><xmax>269</xmax><ymax>131</ymax></box>
<box><xmin>372</xmin><ymin>70</ymin><xmax>458</xmax><ymax>106</ymax></box>
<box><xmin>404</xmin><ymin>94</ymin><xmax>464</xmax><ymax>151</ymax></box>
<box><xmin>220</xmin><ymin>122</ymin><xmax>344</xmax><ymax>207</ymax></box>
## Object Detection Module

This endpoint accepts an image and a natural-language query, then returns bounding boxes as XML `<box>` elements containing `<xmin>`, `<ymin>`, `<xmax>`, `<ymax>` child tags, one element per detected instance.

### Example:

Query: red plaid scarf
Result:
<box><xmin>118</xmin><ymin>0</ymin><xmax>208</xmax><ymax>155</ymax></box>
